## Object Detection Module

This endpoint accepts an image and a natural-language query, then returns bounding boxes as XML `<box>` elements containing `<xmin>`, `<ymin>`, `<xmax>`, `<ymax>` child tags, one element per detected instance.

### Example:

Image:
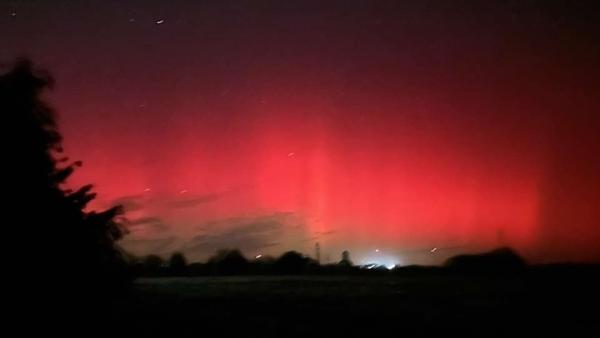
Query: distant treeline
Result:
<box><xmin>130</xmin><ymin>247</ymin><xmax>550</xmax><ymax>277</ymax></box>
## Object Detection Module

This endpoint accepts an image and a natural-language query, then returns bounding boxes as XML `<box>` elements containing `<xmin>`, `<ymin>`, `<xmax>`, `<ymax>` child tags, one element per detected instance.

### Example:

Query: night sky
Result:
<box><xmin>2</xmin><ymin>0</ymin><xmax>599</xmax><ymax>265</ymax></box>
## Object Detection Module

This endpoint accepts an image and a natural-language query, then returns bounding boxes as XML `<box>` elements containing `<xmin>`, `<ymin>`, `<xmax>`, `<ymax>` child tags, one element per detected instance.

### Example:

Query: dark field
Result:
<box><xmin>111</xmin><ymin>271</ymin><xmax>600</xmax><ymax>337</ymax></box>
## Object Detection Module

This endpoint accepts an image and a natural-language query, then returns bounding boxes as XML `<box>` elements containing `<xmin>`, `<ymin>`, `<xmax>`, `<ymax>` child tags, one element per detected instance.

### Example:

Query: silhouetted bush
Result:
<box><xmin>169</xmin><ymin>252</ymin><xmax>188</xmax><ymax>275</ymax></box>
<box><xmin>273</xmin><ymin>251</ymin><xmax>316</xmax><ymax>274</ymax></box>
<box><xmin>445</xmin><ymin>247</ymin><xmax>527</xmax><ymax>273</ymax></box>
<box><xmin>138</xmin><ymin>255</ymin><xmax>165</xmax><ymax>276</ymax></box>
<box><xmin>208</xmin><ymin>249</ymin><xmax>249</xmax><ymax>275</ymax></box>
<box><xmin>187</xmin><ymin>262</ymin><xmax>210</xmax><ymax>275</ymax></box>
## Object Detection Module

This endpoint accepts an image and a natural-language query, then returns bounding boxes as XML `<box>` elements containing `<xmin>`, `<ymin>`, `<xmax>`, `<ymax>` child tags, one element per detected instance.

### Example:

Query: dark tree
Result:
<box><xmin>2</xmin><ymin>59</ymin><xmax>130</xmax><ymax>297</ymax></box>
<box><xmin>142</xmin><ymin>254</ymin><xmax>165</xmax><ymax>275</ymax></box>
<box><xmin>274</xmin><ymin>251</ymin><xmax>313</xmax><ymax>274</ymax></box>
<box><xmin>444</xmin><ymin>247</ymin><xmax>527</xmax><ymax>273</ymax></box>
<box><xmin>208</xmin><ymin>249</ymin><xmax>249</xmax><ymax>275</ymax></box>
<box><xmin>169</xmin><ymin>252</ymin><xmax>188</xmax><ymax>275</ymax></box>
<box><xmin>339</xmin><ymin>250</ymin><xmax>353</xmax><ymax>266</ymax></box>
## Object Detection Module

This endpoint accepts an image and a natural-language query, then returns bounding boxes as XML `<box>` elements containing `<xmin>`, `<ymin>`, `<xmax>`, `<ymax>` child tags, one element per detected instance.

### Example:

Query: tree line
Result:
<box><xmin>132</xmin><ymin>247</ymin><xmax>528</xmax><ymax>277</ymax></box>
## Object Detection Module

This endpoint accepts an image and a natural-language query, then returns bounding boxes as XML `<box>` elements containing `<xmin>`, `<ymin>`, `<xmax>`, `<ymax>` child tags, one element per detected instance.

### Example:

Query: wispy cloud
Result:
<box><xmin>119</xmin><ymin>236</ymin><xmax>178</xmax><ymax>257</ymax></box>
<box><xmin>110</xmin><ymin>194</ymin><xmax>144</xmax><ymax>212</ymax></box>
<box><xmin>181</xmin><ymin>212</ymin><xmax>300</xmax><ymax>258</ymax></box>
<box><xmin>127</xmin><ymin>216</ymin><xmax>169</xmax><ymax>232</ymax></box>
<box><xmin>166</xmin><ymin>193</ymin><xmax>220</xmax><ymax>209</ymax></box>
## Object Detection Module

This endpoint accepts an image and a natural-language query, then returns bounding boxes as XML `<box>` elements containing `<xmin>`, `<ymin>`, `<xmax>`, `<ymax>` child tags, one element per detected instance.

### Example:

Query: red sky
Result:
<box><xmin>2</xmin><ymin>0</ymin><xmax>599</xmax><ymax>264</ymax></box>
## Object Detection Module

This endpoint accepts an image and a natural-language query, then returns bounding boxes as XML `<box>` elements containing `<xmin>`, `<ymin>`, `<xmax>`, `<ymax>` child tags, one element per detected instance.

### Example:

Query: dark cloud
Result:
<box><xmin>119</xmin><ymin>236</ymin><xmax>178</xmax><ymax>257</ymax></box>
<box><xmin>127</xmin><ymin>216</ymin><xmax>169</xmax><ymax>232</ymax></box>
<box><xmin>167</xmin><ymin>193</ymin><xmax>220</xmax><ymax>209</ymax></box>
<box><xmin>110</xmin><ymin>194</ymin><xmax>144</xmax><ymax>212</ymax></box>
<box><xmin>108</xmin><ymin>191</ymin><xmax>222</xmax><ymax>212</ymax></box>
<box><xmin>182</xmin><ymin>212</ymin><xmax>298</xmax><ymax>258</ymax></box>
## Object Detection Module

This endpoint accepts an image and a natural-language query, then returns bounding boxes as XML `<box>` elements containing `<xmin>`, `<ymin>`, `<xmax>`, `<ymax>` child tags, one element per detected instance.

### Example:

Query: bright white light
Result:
<box><xmin>360</xmin><ymin>253</ymin><xmax>400</xmax><ymax>270</ymax></box>
<box><xmin>375</xmin><ymin>249</ymin><xmax>380</xmax><ymax>253</ymax></box>
<box><xmin>156</xmin><ymin>19</ymin><xmax>165</xmax><ymax>25</ymax></box>
<box><xmin>255</xmin><ymin>254</ymin><xmax>262</xmax><ymax>259</ymax></box>
<box><xmin>430</xmin><ymin>247</ymin><xmax>438</xmax><ymax>253</ymax></box>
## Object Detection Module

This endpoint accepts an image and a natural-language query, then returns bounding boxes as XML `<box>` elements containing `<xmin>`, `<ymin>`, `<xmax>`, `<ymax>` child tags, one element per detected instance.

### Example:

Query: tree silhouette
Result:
<box><xmin>142</xmin><ymin>254</ymin><xmax>165</xmax><ymax>276</ymax></box>
<box><xmin>444</xmin><ymin>247</ymin><xmax>526</xmax><ymax>272</ymax></box>
<box><xmin>274</xmin><ymin>251</ymin><xmax>314</xmax><ymax>274</ymax></box>
<box><xmin>339</xmin><ymin>250</ymin><xmax>353</xmax><ymax>266</ymax></box>
<box><xmin>169</xmin><ymin>252</ymin><xmax>188</xmax><ymax>275</ymax></box>
<box><xmin>2</xmin><ymin>59</ymin><xmax>130</xmax><ymax>297</ymax></box>
<box><xmin>208</xmin><ymin>249</ymin><xmax>249</xmax><ymax>275</ymax></box>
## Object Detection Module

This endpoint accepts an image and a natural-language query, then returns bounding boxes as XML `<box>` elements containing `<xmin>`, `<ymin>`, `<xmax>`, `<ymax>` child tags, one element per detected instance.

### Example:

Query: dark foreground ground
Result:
<box><xmin>111</xmin><ymin>271</ymin><xmax>600</xmax><ymax>337</ymax></box>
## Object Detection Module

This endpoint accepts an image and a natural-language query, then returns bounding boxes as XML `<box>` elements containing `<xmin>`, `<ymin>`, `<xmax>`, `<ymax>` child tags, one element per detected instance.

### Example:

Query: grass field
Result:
<box><xmin>111</xmin><ymin>274</ymin><xmax>600</xmax><ymax>337</ymax></box>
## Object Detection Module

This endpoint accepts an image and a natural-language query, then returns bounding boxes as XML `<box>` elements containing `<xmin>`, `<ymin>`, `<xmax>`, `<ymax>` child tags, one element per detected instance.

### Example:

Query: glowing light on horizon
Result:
<box><xmin>360</xmin><ymin>253</ymin><xmax>400</xmax><ymax>270</ymax></box>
